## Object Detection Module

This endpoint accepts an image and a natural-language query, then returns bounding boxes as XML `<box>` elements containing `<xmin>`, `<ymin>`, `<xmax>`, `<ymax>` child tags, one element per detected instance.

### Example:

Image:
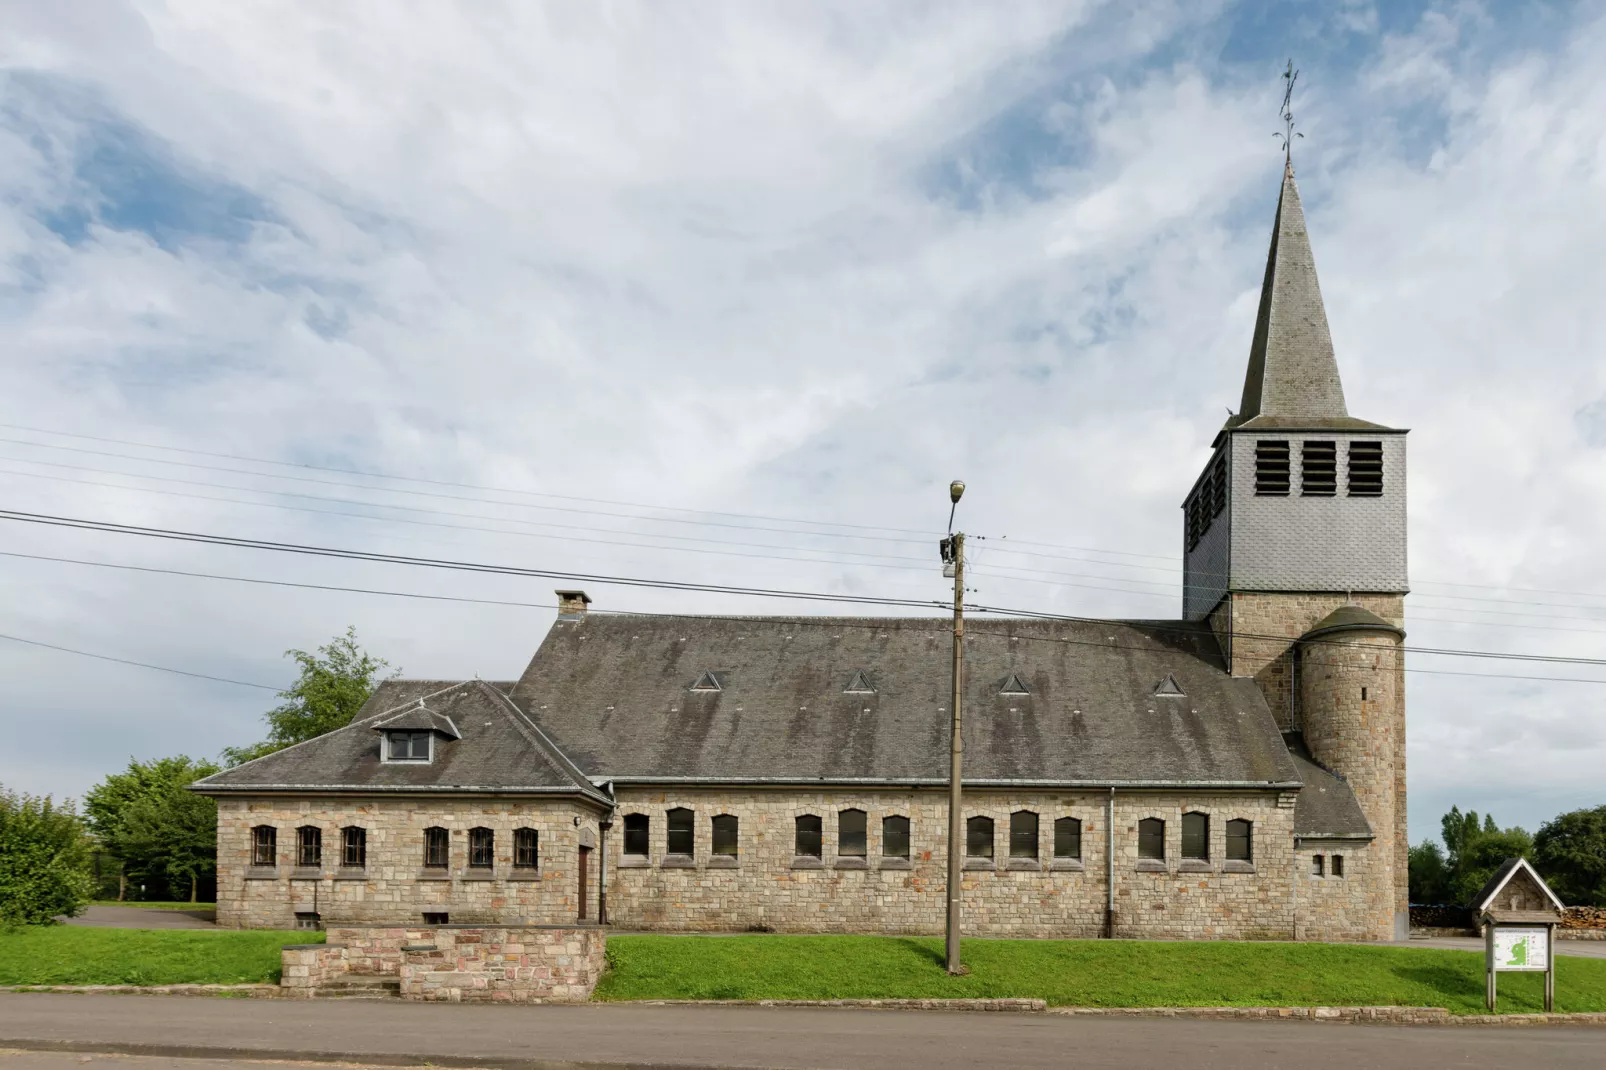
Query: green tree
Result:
<box><xmin>0</xmin><ymin>788</ymin><xmax>95</xmax><ymax>925</ymax></box>
<box><xmin>224</xmin><ymin>627</ymin><xmax>391</xmax><ymax>766</ymax></box>
<box><xmin>1452</xmin><ymin>824</ymin><xmax>1534</xmax><ymax>905</ymax></box>
<box><xmin>1533</xmin><ymin>805</ymin><xmax>1606</xmax><ymax>907</ymax></box>
<box><xmin>84</xmin><ymin>756</ymin><xmax>220</xmax><ymax>902</ymax></box>
<box><xmin>1408</xmin><ymin>840</ymin><xmax>1452</xmax><ymax>904</ymax></box>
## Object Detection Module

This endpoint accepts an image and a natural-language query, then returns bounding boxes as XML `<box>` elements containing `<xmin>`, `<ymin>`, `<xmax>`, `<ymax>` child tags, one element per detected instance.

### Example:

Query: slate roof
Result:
<box><xmin>371</xmin><ymin>704</ymin><xmax>463</xmax><ymax>739</ymax></box>
<box><xmin>1303</xmin><ymin>605</ymin><xmax>1405</xmax><ymax>642</ymax></box>
<box><xmin>1287</xmin><ymin>749</ymin><xmax>1372</xmax><ymax>840</ymax></box>
<box><xmin>192</xmin><ymin>679</ymin><xmax>608</xmax><ymax>803</ymax></box>
<box><xmin>1469</xmin><ymin>857</ymin><xmax>1567</xmax><ymax>912</ymax></box>
<box><xmin>506</xmin><ymin>614</ymin><xmax>1303</xmax><ymax>788</ymax></box>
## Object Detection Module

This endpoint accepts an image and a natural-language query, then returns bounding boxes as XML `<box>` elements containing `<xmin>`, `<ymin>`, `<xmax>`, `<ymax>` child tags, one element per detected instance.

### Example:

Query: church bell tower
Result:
<box><xmin>1182</xmin><ymin>162</ymin><xmax>1409</xmax><ymax>940</ymax></box>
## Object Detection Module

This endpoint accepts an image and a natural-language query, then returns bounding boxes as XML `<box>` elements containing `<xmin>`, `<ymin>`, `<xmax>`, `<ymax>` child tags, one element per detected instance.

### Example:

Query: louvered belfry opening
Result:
<box><xmin>1301</xmin><ymin>440</ymin><xmax>1337</xmax><ymax>496</ymax></box>
<box><xmin>1348</xmin><ymin>440</ymin><xmax>1384</xmax><ymax>496</ymax></box>
<box><xmin>1254</xmin><ymin>440</ymin><xmax>1290</xmax><ymax>495</ymax></box>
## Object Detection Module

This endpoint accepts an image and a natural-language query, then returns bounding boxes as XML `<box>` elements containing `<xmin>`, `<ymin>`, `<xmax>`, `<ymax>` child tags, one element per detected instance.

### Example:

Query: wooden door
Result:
<box><xmin>577</xmin><ymin>845</ymin><xmax>591</xmax><ymax>921</ymax></box>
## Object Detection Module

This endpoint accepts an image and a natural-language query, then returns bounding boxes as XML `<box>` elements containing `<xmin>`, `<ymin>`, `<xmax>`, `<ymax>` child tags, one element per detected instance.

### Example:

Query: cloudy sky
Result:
<box><xmin>3</xmin><ymin>1</ymin><xmax>1604</xmax><ymax>848</ymax></box>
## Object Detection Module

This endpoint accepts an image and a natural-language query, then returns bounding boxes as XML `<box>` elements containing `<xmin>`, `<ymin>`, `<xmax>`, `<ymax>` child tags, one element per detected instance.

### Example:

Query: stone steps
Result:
<box><xmin>312</xmin><ymin>974</ymin><xmax>400</xmax><ymax>999</ymax></box>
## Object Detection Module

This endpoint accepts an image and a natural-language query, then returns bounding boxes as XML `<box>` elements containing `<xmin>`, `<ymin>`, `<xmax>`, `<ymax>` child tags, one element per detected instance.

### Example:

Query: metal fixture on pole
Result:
<box><xmin>940</xmin><ymin>479</ymin><xmax>966</xmax><ymax>975</ymax></box>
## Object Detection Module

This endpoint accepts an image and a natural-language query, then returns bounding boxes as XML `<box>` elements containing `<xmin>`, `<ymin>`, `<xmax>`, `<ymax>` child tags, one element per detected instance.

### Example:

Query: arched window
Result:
<box><xmin>1226</xmin><ymin>819</ymin><xmax>1252</xmax><ymax>863</ymax></box>
<box><xmin>341</xmin><ymin>826</ymin><xmax>367</xmax><ymax>868</ymax></box>
<box><xmin>1182</xmin><ymin>812</ymin><xmax>1209</xmax><ymax>860</ymax></box>
<box><xmin>838</xmin><ymin>809</ymin><xmax>867</xmax><ymax>858</ymax></box>
<box><xmin>1009</xmin><ymin>811</ymin><xmax>1039</xmax><ymax>858</ymax></box>
<box><xmin>711</xmin><ymin>814</ymin><xmax>739</xmax><ymax>857</ymax></box>
<box><xmin>966</xmin><ymin>816</ymin><xmax>994</xmax><ymax>859</ymax></box>
<box><xmin>666</xmin><ymin>807</ymin><xmax>694</xmax><ymax>857</ymax></box>
<box><xmin>1138</xmin><ymin>818</ymin><xmax>1165</xmax><ymax>860</ymax></box>
<box><xmin>468</xmin><ymin>827</ymin><xmax>494</xmax><ymax>868</ymax></box>
<box><xmin>514</xmin><ymin>828</ymin><xmax>539</xmax><ymax>869</ymax></box>
<box><xmin>296</xmin><ymin>825</ymin><xmax>322</xmax><ymax>868</ymax></box>
<box><xmin>251</xmin><ymin>825</ymin><xmax>277</xmax><ymax>867</ymax></box>
<box><xmin>423</xmin><ymin>826</ymin><xmax>449</xmax><ymax>869</ymax></box>
<box><xmin>795</xmin><ymin>814</ymin><xmax>822</xmax><ymax>857</ymax></box>
<box><xmin>881</xmin><ymin>815</ymin><xmax>910</xmax><ymax>859</ymax></box>
<box><xmin>1054</xmin><ymin>817</ymin><xmax>1082</xmax><ymax>860</ymax></box>
<box><xmin>622</xmin><ymin>813</ymin><xmax>649</xmax><ymax>857</ymax></box>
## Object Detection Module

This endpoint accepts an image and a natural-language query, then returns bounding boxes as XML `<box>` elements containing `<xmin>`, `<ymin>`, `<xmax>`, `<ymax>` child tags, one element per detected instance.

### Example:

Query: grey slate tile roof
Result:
<box><xmin>506</xmin><ymin>614</ymin><xmax>1303</xmax><ymax>787</ymax></box>
<box><xmin>1303</xmin><ymin>604</ymin><xmax>1405</xmax><ymax>642</ymax></box>
<box><xmin>192</xmin><ymin>679</ymin><xmax>607</xmax><ymax>803</ymax></box>
<box><xmin>1287</xmin><ymin>749</ymin><xmax>1372</xmax><ymax>840</ymax></box>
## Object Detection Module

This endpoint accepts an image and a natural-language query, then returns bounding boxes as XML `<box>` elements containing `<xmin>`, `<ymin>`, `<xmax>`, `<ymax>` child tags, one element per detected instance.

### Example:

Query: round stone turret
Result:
<box><xmin>1298</xmin><ymin>604</ymin><xmax>1404</xmax><ymax>939</ymax></box>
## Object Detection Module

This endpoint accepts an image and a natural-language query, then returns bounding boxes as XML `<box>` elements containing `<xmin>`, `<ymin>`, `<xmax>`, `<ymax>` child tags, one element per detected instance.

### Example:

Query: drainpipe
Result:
<box><xmin>1105</xmin><ymin>787</ymin><xmax>1116</xmax><ymax>939</ymax></box>
<box><xmin>1292</xmin><ymin>835</ymin><xmax>1300</xmax><ymax>941</ymax></box>
<box><xmin>598</xmin><ymin>816</ymin><xmax>613</xmax><ymax>926</ymax></box>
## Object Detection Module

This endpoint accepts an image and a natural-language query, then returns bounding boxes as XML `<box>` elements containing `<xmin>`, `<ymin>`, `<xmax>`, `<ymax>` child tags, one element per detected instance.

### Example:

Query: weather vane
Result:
<box><xmin>1274</xmin><ymin>58</ymin><xmax>1303</xmax><ymax>163</ymax></box>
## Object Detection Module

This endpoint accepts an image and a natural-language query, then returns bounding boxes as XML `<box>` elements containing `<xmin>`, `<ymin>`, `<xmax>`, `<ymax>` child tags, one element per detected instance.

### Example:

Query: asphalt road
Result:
<box><xmin>2</xmin><ymin>994</ymin><xmax>1603</xmax><ymax>1070</ymax></box>
<box><xmin>60</xmin><ymin>907</ymin><xmax>217</xmax><ymax>930</ymax></box>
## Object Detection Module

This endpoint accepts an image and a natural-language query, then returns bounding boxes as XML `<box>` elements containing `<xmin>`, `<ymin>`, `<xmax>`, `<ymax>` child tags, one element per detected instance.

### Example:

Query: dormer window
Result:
<box><xmin>387</xmin><ymin>731</ymin><xmax>432</xmax><ymax>762</ymax></box>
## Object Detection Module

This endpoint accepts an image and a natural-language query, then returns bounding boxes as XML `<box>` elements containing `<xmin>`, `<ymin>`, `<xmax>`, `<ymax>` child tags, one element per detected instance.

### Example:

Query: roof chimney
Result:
<box><xmin>555</xmin><ymin>590</ymin><xmax>592</xmax><ymax>621</ymax></box>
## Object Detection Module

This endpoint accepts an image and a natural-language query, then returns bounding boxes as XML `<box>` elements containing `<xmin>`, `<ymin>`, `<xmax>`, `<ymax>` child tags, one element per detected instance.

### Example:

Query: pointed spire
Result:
<box><xmin>1237</xmin><ymin>164</ymin><xmax>1348</xmax><ymax>422</ymax></box>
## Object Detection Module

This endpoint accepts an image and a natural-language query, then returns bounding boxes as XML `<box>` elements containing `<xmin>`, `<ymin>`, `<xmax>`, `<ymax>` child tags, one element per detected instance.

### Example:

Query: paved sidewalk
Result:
<box><xmin>60</xmin><ymin>907</ymin><xmax>217</xmax><ymax>930</ymax></box>
<box><xmin>2</xmin><ymin>993</ymin><xmax>1604</xmax><ymax>1070</ymax></box>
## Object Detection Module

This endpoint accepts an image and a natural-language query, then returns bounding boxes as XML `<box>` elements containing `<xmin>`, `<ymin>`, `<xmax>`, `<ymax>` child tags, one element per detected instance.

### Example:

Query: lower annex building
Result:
<box><xmin>196</xmin><ymin>162</ymin><xmax>1410</xmax><ymax>942</ymax></box>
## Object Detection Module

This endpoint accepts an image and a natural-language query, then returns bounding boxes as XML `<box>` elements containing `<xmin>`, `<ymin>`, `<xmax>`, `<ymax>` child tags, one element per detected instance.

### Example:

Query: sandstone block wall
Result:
<box><xmin>214</xmin><ymin>796</ymin><xmax>602</xmax><ymax>929</ymax></box>
<box><xmin>400</xmin><ymin>926</ymin><xmax>606</xmax><ymax>1003</ymax></box>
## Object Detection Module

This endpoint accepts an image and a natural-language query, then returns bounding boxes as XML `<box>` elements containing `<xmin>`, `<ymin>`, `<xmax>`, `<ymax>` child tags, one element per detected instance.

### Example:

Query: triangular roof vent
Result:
<box><xmin>999</xmin><ymin>673</ymin><xmax>1030</xmax><ymax>696</ymax></box>
<box><xmin>689</xmin><ymin>671</ymin><xmax>723</xmax><ymax>693</ymax></box>
<box><xmin>844</xmin><ymin>669</ymin><xmax>876</xmax><ymax>694</ymax></box>
<box><xmin>1154</xmin><ymin>674</ymin><xmax>1186</xmax><ymax>697</ymax></box>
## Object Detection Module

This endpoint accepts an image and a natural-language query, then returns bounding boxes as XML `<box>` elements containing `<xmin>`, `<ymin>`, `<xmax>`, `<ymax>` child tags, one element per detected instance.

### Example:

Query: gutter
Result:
<box><xmin>600</xmin><ymin>776</ymin><xmax>1303</xmax><ymax>790</ymax></box>
<box><xmin>188</xmin><ymin>784</ymin><xmax>614</xmax><ymax>806</ymax></box>
<box><xmin>1106</xmin><ymin>787</ymin><xmax>1116</xmax><ymax>939</ymax></box>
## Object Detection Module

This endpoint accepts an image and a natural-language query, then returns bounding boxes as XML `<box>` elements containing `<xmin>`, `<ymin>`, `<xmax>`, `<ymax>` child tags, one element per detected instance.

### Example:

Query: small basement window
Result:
<box><xmin>1348</xmin><ymin>441</ymin><xmax>1384</xmax><ymax>496</ymax></box>
<box><xmin>711</xmin><ymin>814</ymin><xmax>739</xmax><ymax>858</ymax></box>
<box><xmin>423</xmin><ymin>826</ymin><xmax>449</xmax><ymax>869</ymax></box>
<box><xmin>1331</xmin><ymin>854</ymin><xmax>1345</xmax><ymax>878</ymax></box>
<box><xmin>1301</xmin><ymin>440</ymin><xmax>1337</xmax><ymax>496</ymax></box>
<box><xmin>514</xmin><ymin>827</ymin><xmax>539</xmax><ymax>869</ymax></box>
<box><xmin>1312</xmin><ymin>854</ymin><xmax>1325</xmax><ymax>877</ymax></box>
<box><xmin>251</xmin><ymin>825</ymin><xmax>277</xmax><ymax>867</ymax></box>
<box><xmin>468</xmin><ymin>827</ymin><xmax>494</xmax><ymax>868</ymax></box>
<box><xmin>422</xmin><ymin>912</ymin><xmax>449</xmax><ymax>925</ymax></box>
<box><xmin>795</xmin><ymin>814</ymin><xmax>822</xmax><ymax>858</ymax></box>
<box><xmin>294</xmin><ymin>912</ymin><xmax>321</xmax><ymax>931</ymax></box>
<box><xmin>1255</xmin><ymin>440</ymin><xmax>1290</xmax><ymax>495</ymax></box>
<box><xmin>387</xmin><ymin>731</ymin><xmax>432</xmax><ymax>762</ymax></box>
<box><xmin>882</xmin><ymin>815</ymin><xmax>910</xmax><ymax>859</ymax></box>
<box><xmin>838</xmin><ymin>809</ymin><xmax>867</xmax><ymax>858</ymax></box>
<box><xmin>342</xmin><ymin>826</ymin><xmax>367</xmax><ymax>868</ymax></box>
<box><xmin>1054</xmin><ymin>817</ymin><xmax>1082</xmax><ymax>860</ymax></box>
<box><xmin>1138</xmin><ymin>818</ymin><xmax>1165</xmax><ymax>861</ymax></box>
<box><xmin>1226</xmin><ymin>819</ymin><xmax>1252</xmax><ymax>863</ymax></box>
<box><xmin>622</xmin><ymin>814</ymin><xmax>649</xmax><ymax>857</ymax></box>
<box><xmin>296</xmin><ymin>825</ymin><xmax>322</xmax><ymax>868</ymax></box>
<box><xmin>966</xmin><ymin>816</ymin><xmax>994</xmax><ymax>859</ymax></box>
<box><xmin>666</xmin><ymin>807</ymin><xmax>695</xmax><ymax>856</ymax></box>
<box><xmin>1181</xmin><ymin>812</ymin><xmax>1209</xmax><ymax>860</ymax></box>
<box><xmin>1010</xmin><ymin>811</ymin><xmax>1039</xmax><ymax>859</ymax></box>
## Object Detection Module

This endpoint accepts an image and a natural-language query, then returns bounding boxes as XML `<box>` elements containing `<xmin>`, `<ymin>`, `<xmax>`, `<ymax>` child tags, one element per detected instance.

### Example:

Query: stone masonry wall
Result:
<box><xmin>400</xmin><ymin>925</ymin><xmax>605</xmax><ymax>1003</ymax></box>
<box><xmin>606</xmin><ymin>788</ymin><xmax>1302</xmax><ymax>941</ymax></box>
<box><xmin>1295</xmin><ymin>843</ymin><xmax>1378</xmax><ymax>942</ymax></box>
<box><xmin>214</xmin><ymin>796</ymin><xmax>602</xmax><ymax>930</ymax></box>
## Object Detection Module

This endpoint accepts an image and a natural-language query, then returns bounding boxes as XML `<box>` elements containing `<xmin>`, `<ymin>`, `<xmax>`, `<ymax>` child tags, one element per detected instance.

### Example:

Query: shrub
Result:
<box><xmin>0</xmin><ymin>788</ymin><xmax>95</xmax><ymax>926</ymax></box>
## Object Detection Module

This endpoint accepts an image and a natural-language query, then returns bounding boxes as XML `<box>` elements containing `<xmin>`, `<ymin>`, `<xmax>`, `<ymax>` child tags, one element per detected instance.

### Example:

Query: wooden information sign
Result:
<box><xmin>1471</xmin><ymin>857</ymin><xmax>1566</xmax><ymax>1013</ymax></box>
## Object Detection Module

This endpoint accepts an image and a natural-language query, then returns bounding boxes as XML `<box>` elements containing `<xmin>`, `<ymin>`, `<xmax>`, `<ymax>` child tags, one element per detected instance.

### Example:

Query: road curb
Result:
<box><xmin>626</xmin><ymin>997</ymin><xmax>1047</xmax><ymax>1011</ymax></box>
<box><xmin>5</xmin><ymin>985</ymin><xmax>285</xmax><ymax>998</ymax></box>
<box><xmin>0</xmin><ymin>1039</ymin><xmax>683</xmax><ymax>1070</ymax></box>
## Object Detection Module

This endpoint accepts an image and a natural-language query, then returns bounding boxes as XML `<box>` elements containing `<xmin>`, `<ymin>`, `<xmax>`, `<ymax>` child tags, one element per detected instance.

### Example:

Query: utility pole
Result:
<box><xmin>941</xmin><ymin>480</ymin><xmax>966</xmax><ymax>975</ymax></box>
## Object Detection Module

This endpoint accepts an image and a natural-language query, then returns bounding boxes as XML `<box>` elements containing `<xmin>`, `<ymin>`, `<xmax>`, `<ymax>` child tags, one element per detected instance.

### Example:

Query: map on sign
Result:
<box><xmin>1493</xmin><ymin>929</ymin><xmax>1548</xmax><ymax>971</ymax></box>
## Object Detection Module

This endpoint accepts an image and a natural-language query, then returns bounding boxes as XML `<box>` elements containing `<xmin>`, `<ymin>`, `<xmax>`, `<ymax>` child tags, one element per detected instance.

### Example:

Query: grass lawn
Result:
<box><xmin>0</xmin><ymin>926</ymin><xmax>318</xmax><ymax>986</ymax></box>
<box><xmin>596</xmin><ymin>935</ymin><xmax>1606</xmax><ymax>1015</ymax></box>
<box><xmin>90</xmin><ymin>901</ymin><xmax>216</xmax><ymax>911</ymax></box>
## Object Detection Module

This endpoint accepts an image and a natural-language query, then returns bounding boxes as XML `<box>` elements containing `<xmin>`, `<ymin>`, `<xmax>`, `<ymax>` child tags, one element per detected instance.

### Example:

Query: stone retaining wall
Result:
<box><xmin>399</xmin><ymin>926</ymin><xmax>605</xmax><ymax>1002</ymax></box>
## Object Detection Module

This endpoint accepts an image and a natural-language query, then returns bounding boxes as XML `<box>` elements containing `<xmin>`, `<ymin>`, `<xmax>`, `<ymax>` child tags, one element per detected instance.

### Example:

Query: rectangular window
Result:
<box><xmin>294</xmin><ymin>912</ymin><xmax>321</xmax><ymax>931</ymax></box>
<box><xmin>514</xmin><ymin>828</ymin><xmax>539</xmax><ymax>869</ymax></box>
<box><xmin>424</xmin><ymin>827</ymin><xmax>449</xmax><ymax>869</ymax></box>
<box><xmin>795</xmin><ymin>814</ymin><xmax>822</xmax><ymax>858</ymax></box>
<box><xmin>666</xmin><ymin>808</ymin><xmax>694</xmax><ymax>856</ymax></box>
<box><xmin>1254</xmin><ymin>440</ymin><xmax>1290</xmax><ymax>495</ymax></box>
<box><xmin>1348</xmin><ymin>441</ymin><xmax>1383</xmax><ymax>496</ymax></box>
<box><xmin>881</xmin><ymin>815</ymin><xmax>910</xmax><ymax>859</ymax></box>
<box><xmin>342</xmin><ymin>826</ymin><xmax>366</xmax><ymax>868</ymax></box>
<box><xmin>1009</xmin><ymin>811</ymin><xmax>1039</xmax><ymax>859</ymax></box>
<box><xmin>1301</xmin><ymin>440</ymin><xmax>1337</xmax><ymax>496</ymax></box>
<box><xmin>1312</xmin><ymin>854</ymin><xmax>1325</xmax><ymax>877</ymax></box>
<box><xmin>1226</xmin><ymin>819</ymin><xmax>1252</xmax><ymax>863</ymax></box>
<box><xmin>468</xmin><ymin>827</ymin><xmax>494</xmax><ymax>868</ymax></box>
<box><xmin>251</xmin><ymin>826</ymin><xmax>277</xmax><ymax>867</ymax></box>
<box><xmin>838</xmin><ymin>810</ymin><xmax>867</xmax><ymax>858</ymax></box>
<box><xmin>297</xmin><ymin>826</ymin><xmax>321</xmax><ymax>868</ymax></box>
<box><xmin>966</xmin><ymin>816</ymin><xmax>994</xmax><ymax>859</ymax></box>
<box><xmin>622</xmin><ymin>814</ymin><xmax>648</xmax><ymax>857</ymax></box>
<box><xmin>422</xmin><ymin>911</ymin><xmax>449</xmax><ymax>925</ymax></box>
<box><xmin>1053</xmin><ymin>817</ymin><xmax>1082</xmax><ymax>860</ymax></box>
<box><xmin>1138</xmin><ymin>818</ymin><xmax>1165</xmax><ymax>861</ymax></box>
<box><xmin>1181</xmin><ymin>813</ymin><xmax>1208</xmax><ymax>860</ymax></box>
<box><xmin>711</xmin><ymin>815</ymin><xmax>739</xmax><ymax>857</ymax></box>
<box><xmin>1331</xmin><ymin>854</ymin><xmax>1345</xmax><ymax>878</ymax></box>
<box><xmin>1210</xmin><ymin>452</ymin><xmax>1227</xmax><ymax>516</ymax></box>
<box><xmin>388</xmin><ymin>731</ymin><xmax>431</xmax><ymax>761</ymax></box>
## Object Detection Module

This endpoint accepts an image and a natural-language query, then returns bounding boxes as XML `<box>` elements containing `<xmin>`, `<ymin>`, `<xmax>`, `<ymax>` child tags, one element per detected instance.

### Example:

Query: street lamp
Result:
<box><xmin>940</xmin><ymin>479</ymin><xmax>966</xmax><ymax>975</ymax></box>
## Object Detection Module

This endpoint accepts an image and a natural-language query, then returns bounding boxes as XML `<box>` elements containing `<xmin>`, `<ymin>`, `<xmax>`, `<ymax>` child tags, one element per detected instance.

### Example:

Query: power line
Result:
<box><xmin>0</xmin><ymin>631</ymin><xmax>279</xmax><ymax>690</ymax></box>
<box><xmin>5</xmin><ymin>509</ymin><xmax>1606</xmax><ymax>672</ymax></box>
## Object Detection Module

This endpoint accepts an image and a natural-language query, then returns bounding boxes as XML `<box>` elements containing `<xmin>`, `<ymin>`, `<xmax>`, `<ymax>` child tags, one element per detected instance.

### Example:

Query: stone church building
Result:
<box><xmin>197</xmin><ymin>163</ymin><xmax>1409</xmax><ymax>942</ymax></box>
